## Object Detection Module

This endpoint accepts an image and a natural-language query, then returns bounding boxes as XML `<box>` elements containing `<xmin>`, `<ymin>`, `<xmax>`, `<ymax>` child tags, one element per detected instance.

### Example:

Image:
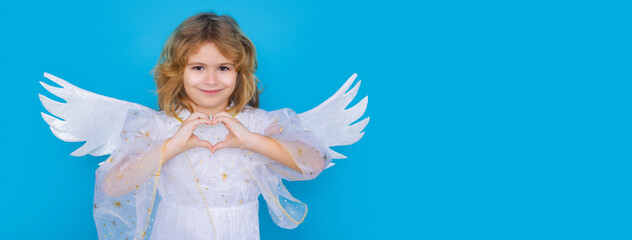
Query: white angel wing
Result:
<box><xmin>297</xmin><ymin>73</ymin><xmax>369</xmax><ymax>168</ymax></box>
<box><xmin>38</xmin><ymin>72</ymin><xmax>159</xmax><ymax>157</ymax></box>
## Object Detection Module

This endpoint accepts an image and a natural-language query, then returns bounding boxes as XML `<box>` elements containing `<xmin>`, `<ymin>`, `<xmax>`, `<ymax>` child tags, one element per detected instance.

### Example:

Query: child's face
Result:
<box><xmin>183</xmin><ymin>41</ymin><xmax>237</xmax><ymax>114</ymax></box>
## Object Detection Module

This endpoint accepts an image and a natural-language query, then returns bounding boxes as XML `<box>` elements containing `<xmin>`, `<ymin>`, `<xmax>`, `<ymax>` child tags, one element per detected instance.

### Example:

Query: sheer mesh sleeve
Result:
<box><xmin>242</xmin><ymin>108</ymin><xmax>333</xmax><ymax>229</ymax></box>
<box><xmin>260</xmin><ymin>108</ymin><xmax>332</xmax><ymax>181</ymax></box>
<box><xmin>93</xmin><ymin>109</ymin><xmax>170</xmax><ymax>240</ymax></box>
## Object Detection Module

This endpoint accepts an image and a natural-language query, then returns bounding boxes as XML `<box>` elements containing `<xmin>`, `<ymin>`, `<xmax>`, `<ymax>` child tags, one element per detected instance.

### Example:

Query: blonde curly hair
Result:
<box><xmin>150</xmin><ymin>11</ymin><xmax>261</xmax><ymax>119</ymax></box>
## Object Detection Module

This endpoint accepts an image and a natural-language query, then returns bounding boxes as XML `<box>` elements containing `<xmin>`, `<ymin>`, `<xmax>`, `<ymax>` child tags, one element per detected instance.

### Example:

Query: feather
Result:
<box><xmin>38</xmin><ymin>72</ymin><xmax>159</xmax><ymax>157</ymax></box>
<box><xmin>297</xmin><ymin>73</ymin><xmax>369</xmax><ymax>166</ymax></box>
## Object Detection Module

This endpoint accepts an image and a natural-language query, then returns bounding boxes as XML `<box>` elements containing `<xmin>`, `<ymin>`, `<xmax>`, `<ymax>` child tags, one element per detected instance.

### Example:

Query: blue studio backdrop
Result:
<box><xmin>1</xmin><ymin>0</ymin><xmax>632</xmax><ymax>239</ymax></box>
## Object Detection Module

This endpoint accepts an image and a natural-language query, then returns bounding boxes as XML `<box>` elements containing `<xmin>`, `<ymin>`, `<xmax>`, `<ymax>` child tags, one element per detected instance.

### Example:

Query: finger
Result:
<box><xmin>184</xmin><ymin>135</ymin><xmax>211</xmax><ymax>152</ymax></box>
<box><xmin>185</xmin><ymin>112</ymin><xmax>211</xmax><ymax>123</ymax></box>
<box><xmin>211</xmin><ymin>112</ymin><xmax>235</xmax><ymax>125</ymax></box>
<box><xmin>211</xmin><ymin>140</ymin><xmax>231</xmax><ymax>154</ymax></box>
<box><xmin>188</xmin><ymin>118</ymin><xmax>213</xmax><ymax>128</ymax></box>
<box><xmin>183</xmin><ymin>119</ymin><xmax>213</xmax><ymax>132</ymax></box>
<box><xmin>212</xmin><ymin>116</ymin><xmax>239</xmax><ymax>132</ymax></box>
<box><xmin>211</xmin><ymin>116</ymin><xmax>235</xmax><ymax>126</ymax></box>
<box><xmin>183</xmin><ymin>133</ymin><xmax>200</xmax><ymax>149</ymax></box>
<box><xmin>196</xmin><ymin>139</ymin><xmax>214</xmax><ymax>152</ymax></box>
<box><xmin>212</xmin><ymin>111</ymin><xmax>233</xmax><ymax>120</ymax></box>
<box><xmin>193</xmin><ymin>112</ymin><xmax>211</xmax><ymax>120</ymax></box>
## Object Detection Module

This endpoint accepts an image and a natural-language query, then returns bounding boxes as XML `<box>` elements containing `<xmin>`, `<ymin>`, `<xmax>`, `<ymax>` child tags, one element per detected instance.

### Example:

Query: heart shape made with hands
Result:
<box><xmin>188</xmin><ymin>111</ymin><xmax>252</xmax><ymax>154</ymax></box>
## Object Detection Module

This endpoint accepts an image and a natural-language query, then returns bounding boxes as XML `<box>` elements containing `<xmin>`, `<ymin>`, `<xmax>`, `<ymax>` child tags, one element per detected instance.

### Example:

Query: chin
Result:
<box><xmin>198</xmin><ymin>99</ymin><xmax>230</xmax><ymax>109</ymax></box>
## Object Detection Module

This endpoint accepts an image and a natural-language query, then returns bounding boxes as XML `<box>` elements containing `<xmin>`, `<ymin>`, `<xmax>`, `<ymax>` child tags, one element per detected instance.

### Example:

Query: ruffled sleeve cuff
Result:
<box><xmin>260</xmin><ymin>108</ymin><xmax>332</xmax><ymax>181</ymax></box>
<box><xmin>240</xmin><ymin>108</ymin><xmax>334</xmax><ymax>229</ymax></box>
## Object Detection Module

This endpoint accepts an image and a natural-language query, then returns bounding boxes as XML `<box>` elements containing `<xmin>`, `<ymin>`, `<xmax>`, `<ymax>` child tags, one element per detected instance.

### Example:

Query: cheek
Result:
<box><xmin>183</xmin><ymin>85</ymin><xmax>194</xmax><ymax>96</ymax></box>
<box><xmin>221</xmin><ymin>74</ymin><xmax>238</xmax><ymax>89</ymax></box>
<box><xmin>183</xmin><ymin>71</ymin><xmax>192</xmax><ymax>86</ymax></box>
<box><xmin>182</xmin><ymin>74</ymin><xmax>198</xmax><ymax>96</ymax></box>
<box><xmin>183</xmin><ymin>72</ymin><xmax>206</xmax><ymax>90</ymax></box>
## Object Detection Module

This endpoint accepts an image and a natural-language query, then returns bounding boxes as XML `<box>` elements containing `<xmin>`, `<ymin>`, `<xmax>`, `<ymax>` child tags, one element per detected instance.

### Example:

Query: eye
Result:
<box><xmin>192</xmin><ymin>66</ymin><xmax>204</xmax><ymax>71</ymax></box>
<box><xmin>219</xmin><ymin>66</ymin><xmax>230</xmax><ymax>71</ymax></box>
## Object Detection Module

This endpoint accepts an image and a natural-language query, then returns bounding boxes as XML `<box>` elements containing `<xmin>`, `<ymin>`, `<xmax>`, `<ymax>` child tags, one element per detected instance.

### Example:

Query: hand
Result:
<box><xmin>164</xmin><ymin>112</ymin><xmax>214</xmax><ymax>161</ymax></box>
<box><xmin>210</xmin><ymin>111</ymin><xmax>255</xmax><ymax>153</ymax></box>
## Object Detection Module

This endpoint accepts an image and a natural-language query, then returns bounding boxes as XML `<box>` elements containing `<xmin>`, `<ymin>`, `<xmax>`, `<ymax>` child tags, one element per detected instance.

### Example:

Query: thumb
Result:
<box><xmin>211</xmin><ymin>141</ymin><xmax>229</xmax><ymax>154</ymax></box>
<box><xmin>197</xmin><ymin>140</ymin><xmax>213</xmax><ymax>152</ymax></box>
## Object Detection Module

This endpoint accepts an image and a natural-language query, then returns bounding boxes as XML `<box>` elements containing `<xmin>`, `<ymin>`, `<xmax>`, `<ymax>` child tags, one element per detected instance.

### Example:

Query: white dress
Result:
<box><xmin>38</xmin><ymin>72</ymin><xmax>368</xmax><ymax>240</ymax></box>
<box><xmin>149</xmin><ymin>107</ymin><xmax>267</xmax><ymax>240</ymax></box>
<box><xmin>95</xmin><ymin>106</ymin><xmax>331</xmax><ymax>240</ymax></box>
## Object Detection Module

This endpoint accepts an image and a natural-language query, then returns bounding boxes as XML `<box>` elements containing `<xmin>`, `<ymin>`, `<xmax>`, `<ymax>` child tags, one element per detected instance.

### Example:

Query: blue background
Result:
<box><xmin>1</xmin><ymin>0</ymin><xmax>631</xmax><ymax>239</ymax></box>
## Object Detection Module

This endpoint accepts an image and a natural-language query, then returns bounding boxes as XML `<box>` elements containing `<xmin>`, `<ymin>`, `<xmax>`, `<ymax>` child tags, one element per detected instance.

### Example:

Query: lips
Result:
<box><xmin>200</xmin><ymin>89</ymin><xmax>222</xmax><ymax>95</ymax></box>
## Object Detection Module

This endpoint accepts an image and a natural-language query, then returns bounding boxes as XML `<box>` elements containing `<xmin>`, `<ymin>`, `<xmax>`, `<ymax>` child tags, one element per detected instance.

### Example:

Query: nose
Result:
<box><xmin>204</xmin><ymin>71</ymin><xmax>218</xmax><ymax>85</ymax></box>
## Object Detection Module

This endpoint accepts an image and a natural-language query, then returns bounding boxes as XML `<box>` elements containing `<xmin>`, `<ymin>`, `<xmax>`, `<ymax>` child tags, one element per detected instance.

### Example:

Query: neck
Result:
<box><xmin>191</xmin><ymin>102</ymin><xmax>232</xmax><ymax>117</ymax></box>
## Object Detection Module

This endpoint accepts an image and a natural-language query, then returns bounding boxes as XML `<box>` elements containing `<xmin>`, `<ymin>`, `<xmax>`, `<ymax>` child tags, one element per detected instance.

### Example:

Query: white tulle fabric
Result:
<box><xmin>93</xmin><ymin>106</ymin><xmax>330</xmax><ymax>240</ymax></box>
<box><xmin>39</xmin><ymin>72</ymin><xmax>368</xmax><ymax>240</ymax></box>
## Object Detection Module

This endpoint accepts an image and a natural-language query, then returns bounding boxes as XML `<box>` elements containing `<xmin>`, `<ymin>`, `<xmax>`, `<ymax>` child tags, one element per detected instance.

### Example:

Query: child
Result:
<box><xmin>39</xmin><ymin>11</ymin><xmax>368</xmax><ymax>240</ymax></box>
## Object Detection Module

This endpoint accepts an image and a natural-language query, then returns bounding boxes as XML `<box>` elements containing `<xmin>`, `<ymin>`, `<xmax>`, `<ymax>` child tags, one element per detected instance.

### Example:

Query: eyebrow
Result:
<box><xmin>187</xmin><ymin>62</ymin><xmax>235</xmax><ymax>66</ymax></box>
